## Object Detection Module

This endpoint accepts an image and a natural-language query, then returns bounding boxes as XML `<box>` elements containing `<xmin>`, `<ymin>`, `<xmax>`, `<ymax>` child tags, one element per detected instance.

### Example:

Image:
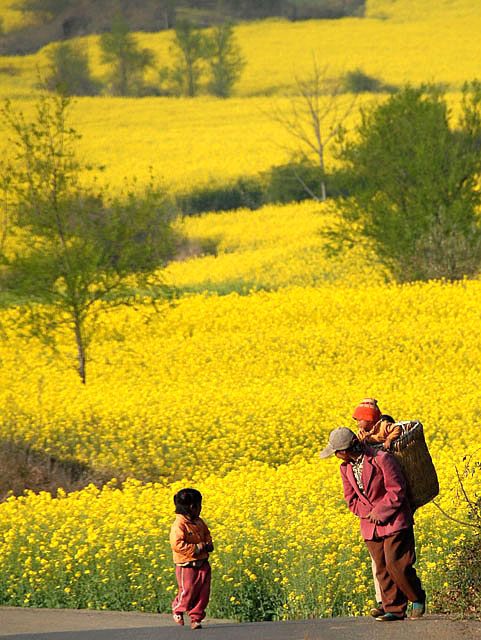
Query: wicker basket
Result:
<box><xmin>387</xmin><ymin>420</ymin><xmax>439</xmax><ymax>510</ymax></box>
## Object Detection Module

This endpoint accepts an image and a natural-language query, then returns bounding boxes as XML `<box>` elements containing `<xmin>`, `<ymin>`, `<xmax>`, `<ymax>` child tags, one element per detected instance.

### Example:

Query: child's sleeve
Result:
<box><xmin>387</xmin><ymin>423</ymin><xmax>403</xmax><ymax>441</ymax></box>
<box><xmin>203</xmin><ymin>521</ymin><xmax>214</xmax><ymax>552</ymax></box>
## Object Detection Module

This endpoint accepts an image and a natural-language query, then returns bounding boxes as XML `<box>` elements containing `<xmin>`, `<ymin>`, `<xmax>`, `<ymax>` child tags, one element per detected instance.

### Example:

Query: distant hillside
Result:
<box><xmin>0</xmin><ymin>0</ymin><xmax>365</xmax><ymax>55</ymax></box>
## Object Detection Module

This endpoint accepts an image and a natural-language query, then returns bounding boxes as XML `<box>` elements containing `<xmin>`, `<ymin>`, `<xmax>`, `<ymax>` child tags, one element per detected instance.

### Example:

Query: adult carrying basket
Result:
<box><xmin>388</xmin><ymin>420</ymin><xmax>439</xmax><ymax>510</ymax></box>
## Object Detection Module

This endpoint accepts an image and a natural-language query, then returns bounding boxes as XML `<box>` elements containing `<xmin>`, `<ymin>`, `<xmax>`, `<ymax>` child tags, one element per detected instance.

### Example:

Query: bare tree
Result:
<box><xmin>272</xmin><ymin>58</ymin><xmax>358</xmax><ymax>201</ymax></box>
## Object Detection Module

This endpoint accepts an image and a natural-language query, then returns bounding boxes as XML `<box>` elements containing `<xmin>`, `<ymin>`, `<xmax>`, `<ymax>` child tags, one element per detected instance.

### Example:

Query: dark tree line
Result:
<box><xmin>20</xmin><ymin>0</ymin><xmax>364</xmax><ymax>26</ymax></box>
<box><xmin>1</xmin><ymin>0</ymin><xmax>365</xmax><ymax>55</ymax></box>
<box><xmin>218</xmin><ymin>0</ymin><xmax>364</xmax><ymax>20</ymax></box>
<box><xmin>44</xmin><ymin>16</ymin><xmax>245</xmax><ymax>98</ymax></box>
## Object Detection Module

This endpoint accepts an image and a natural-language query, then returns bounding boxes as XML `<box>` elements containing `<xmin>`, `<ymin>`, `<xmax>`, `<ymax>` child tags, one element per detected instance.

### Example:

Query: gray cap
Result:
<box><xmin>319</xmin><ymin>427</ymin><xmax>356</xmax><ymax>458</ymax></box>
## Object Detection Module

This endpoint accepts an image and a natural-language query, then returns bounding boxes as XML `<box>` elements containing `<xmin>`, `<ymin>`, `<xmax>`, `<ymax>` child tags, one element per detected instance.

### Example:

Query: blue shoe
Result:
<box><xmin>376</xmin><ymin>612</ymin><xmax>404</xmax><ymax>621</ymax></box>
<box><xmin>410</xmin><ymin>600</ymin><xmax>426</xmax><ymax>620</ymax></box>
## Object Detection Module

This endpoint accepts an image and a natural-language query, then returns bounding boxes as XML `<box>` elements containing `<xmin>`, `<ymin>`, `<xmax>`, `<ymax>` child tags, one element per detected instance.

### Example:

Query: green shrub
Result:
<box><xmin>431</xmin><ymin>533</ymin><xmax>481</xmax><ymax>619</ymax></box>
<box><xmin>174</xmin><ymin>162</ymin><xmax>370</xmax><ymax>217</ymax></box>
<box><xmin>344</xmin><ymin>68</ymin><xmax>382</xmax><ymax>93</ymax></box>
<box><xmin>44</xmin><ymin>42</ymin><xmax>101</xmax><ymax>96</ymax></box>
<box><xmin>343</xmin><ymin>68</ymin><xmax>397</xmax><ymax>94</ymax></box>
<box><xmin>263</xmin><ymin>161</ymin><xmax>322</xmax><ymax>203</ymax></box>
<box><xmin>176</xmin><ymin>176</ymin><xmax>264</xmax><ymax>215</ymax></box>
<box><xmin>264</xmin><ymin>161</ymin><xmax>368</xmax><ymax>203</ymax></box>
<box><xmin>334</xmin><ymin>82</ymin><xmax>481</xmax><ymax>282</ymax></box>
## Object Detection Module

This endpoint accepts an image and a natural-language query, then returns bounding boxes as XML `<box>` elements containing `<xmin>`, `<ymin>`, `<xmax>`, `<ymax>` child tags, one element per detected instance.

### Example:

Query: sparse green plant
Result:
<box><xmin>431</xmin><ymin>452</ymin><xmax>481</xmax><ymax>618</ymax></box>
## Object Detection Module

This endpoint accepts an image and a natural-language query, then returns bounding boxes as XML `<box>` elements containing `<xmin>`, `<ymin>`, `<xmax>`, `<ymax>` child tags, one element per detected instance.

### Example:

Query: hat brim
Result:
<box><xmin>319</xmin><ymin>444</ymin><xmax>336</xmax><ymax>459</ymax></box>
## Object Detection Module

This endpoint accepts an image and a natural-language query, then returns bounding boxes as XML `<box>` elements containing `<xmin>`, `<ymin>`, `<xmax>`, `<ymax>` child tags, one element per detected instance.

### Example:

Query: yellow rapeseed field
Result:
<box><xmin>1</xmin><ymin>0</ymin><xmax>481</xmax><ymax>194</ymax></box>
<box><xmin>0</xmin><ymin>0</ymin><xmax>480</xmax><ymax>622</ymax></box>
<box><xmin>2</xmin><ymin>0</ymin><xmax>481</xmax><ymax>95</ymax></box>
<box><xmin>0</xmin><ymin>93</ymin><xmax>368</xmax><ymax>195</ymax></box>
<box><xmin>0</xmin><ymin>198</ymin><xmax>480</xmax><ymax>617</ymax></box>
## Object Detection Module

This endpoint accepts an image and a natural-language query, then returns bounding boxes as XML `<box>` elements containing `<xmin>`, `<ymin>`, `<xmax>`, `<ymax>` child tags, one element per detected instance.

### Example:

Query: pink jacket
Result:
<box><xmin>340</xmin><ymin>447</ymin><xmax>413</xmax><ymax>540</ymax></box>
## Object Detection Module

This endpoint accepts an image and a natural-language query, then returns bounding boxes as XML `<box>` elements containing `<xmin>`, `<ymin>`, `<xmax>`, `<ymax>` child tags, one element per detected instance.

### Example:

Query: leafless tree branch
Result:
<box><xmin>269</xmin><ymin>56</ymin><xmax>358</xmax><ymax>202</ymax></box>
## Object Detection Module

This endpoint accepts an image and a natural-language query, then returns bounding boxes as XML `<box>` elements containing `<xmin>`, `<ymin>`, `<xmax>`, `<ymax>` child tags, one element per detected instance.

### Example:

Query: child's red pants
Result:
<box><xmin>172</xmin><ymin>561</ymin><xmax>211</xmax><ymax>623</ymax></box>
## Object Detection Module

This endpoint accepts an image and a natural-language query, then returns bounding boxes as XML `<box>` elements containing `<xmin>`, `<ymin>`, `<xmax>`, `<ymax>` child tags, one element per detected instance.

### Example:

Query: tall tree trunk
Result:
<box><xmin>320</xmin><ymin>180</ymin><xmax>327</xmax><ymax>202</ymax></box>
<box><xmin>73</xmin><ymin>313</ymin><xmax>86</xmax><ymax>384</ymax></box>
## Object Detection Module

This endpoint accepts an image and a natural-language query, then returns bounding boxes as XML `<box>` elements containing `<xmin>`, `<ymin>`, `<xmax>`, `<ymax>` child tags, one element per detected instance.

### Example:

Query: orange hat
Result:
<box><xmin>352</xmin><ymin>398</ymin><xmax>381</xmax><ymax>422</ymax></box>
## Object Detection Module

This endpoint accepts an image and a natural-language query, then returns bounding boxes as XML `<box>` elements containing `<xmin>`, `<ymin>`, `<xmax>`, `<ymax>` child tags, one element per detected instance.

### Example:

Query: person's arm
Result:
<box><xmin>383</xmin><ymin>424</ymin><xmax>403</xmax><ymax>450</ymax></box>
<box><xmin>340</xmin><ymin>465</ymin><xmax>371</xmax><ymax>519</ymax></box>
<box><xmin>203</xmin><ymin>521</ymin><xmax>214</xmax><ymax>552</ymax></box>
<box><xmin>357</xmin><ymin>428</ymin><xmax>368</xmax><ymax>442</ymax></box>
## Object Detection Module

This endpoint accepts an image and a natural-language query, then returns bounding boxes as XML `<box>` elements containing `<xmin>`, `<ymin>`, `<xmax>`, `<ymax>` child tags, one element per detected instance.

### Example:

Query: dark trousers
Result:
<box><xmin>365</xmin><ymin>526</ymin><xmax>425</xmax><ymax>617</ymax></box>
<box><xmin>172</xmin><ymin>561</ymin><xmax>211</xmax><ymax>622</ymax></box>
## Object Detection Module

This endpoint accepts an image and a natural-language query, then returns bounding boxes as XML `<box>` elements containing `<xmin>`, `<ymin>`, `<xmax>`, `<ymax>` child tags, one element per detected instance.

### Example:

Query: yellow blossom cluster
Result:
<box><xmin>0</xmin><ymin>93</ymin><xmax>364</xmax><ymax>195</ymax></box>
<box><xmin>0</xmin><ymin>459</ymin><xmax>477</xmax><ymax>618</ymax></box>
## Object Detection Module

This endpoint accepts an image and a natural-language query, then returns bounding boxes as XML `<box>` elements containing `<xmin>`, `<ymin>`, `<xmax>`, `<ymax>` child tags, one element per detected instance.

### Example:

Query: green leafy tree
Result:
<box><xmin>100</xmin><ymin>14</ymin><xmax>155</xmax><ymax>96</ymax></box>
<box><xmin>334</xmin><ymin>83</ymin><xmax>481</xmax><ymax>282</ymax></box>
<box><xmin>205</xmin><ymin>23</ymin><xmax>245</xmax><ymax>98</ymax></box>
<box><xmin>169</xmin><ymin>19</ymin><xmax>206</xmax><ymax>97</ymax></box>
<box><xmin>0</xmin><ymin>94</ymin><xmax>176</xmax><ymax>384</ymax></box>
<box><xmin>44</xmin><ymin>42</ymin><xmax>101</xmax><ymax>96</ymax></box>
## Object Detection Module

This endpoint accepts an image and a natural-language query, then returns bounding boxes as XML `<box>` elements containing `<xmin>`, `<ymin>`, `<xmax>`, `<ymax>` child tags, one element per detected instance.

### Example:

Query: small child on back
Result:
<box><xmin>170</xmin><ymin>488</ymin><xmax>214</xmax><ymax>630</ymax></box>
<box><xmin>353</xmin><ymin>398</ymin><xmax>402</xmax><ymax>451</ymax></box>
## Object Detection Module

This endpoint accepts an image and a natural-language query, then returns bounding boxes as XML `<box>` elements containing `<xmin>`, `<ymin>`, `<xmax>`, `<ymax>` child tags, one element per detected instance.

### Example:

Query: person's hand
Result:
<box><xmin>368</xmin><ymin>511</ymin><xmax>381</xmax><ymax>524</ymax></box>
<box><xmin>195</xmin><ymin>542</ymin><xmax>206</xmax><ymax>554</ymax></box>
<box><xmin>383</xmin><ymin>440</ymin><xmax>393</xmax><ymax>451</ymax></box>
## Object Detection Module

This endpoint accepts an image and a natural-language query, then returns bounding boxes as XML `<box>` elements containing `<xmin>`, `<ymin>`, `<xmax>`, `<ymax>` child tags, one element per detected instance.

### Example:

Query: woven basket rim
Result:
<box><xmin>391</xmin><ymin>420</ymin><xmax>423</xmax><ymax>450</ymax></box>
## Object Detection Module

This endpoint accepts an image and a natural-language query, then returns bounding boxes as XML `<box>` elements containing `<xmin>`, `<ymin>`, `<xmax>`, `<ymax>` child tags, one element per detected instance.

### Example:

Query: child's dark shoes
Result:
<box><xmin>173</xmin><ymin>613</ymin><xmax>184</xmax><ymax>626</ymax></box>
<box><xmin>370</xmin><ymin>603</ymin><xmax>384</xmax><ymax>617</ymax></box>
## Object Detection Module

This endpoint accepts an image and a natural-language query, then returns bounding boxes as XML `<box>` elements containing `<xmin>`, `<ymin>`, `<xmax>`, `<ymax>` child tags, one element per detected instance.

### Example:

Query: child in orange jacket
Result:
<box><xmin>170</xmin><ymin>488</ymin><xmax>214</xmax><ymax>630</ymax></box>
<box><xmin>353</xmin><ymin>398</ymin><xmax>402</xmax><ymax>451</ymax></box>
